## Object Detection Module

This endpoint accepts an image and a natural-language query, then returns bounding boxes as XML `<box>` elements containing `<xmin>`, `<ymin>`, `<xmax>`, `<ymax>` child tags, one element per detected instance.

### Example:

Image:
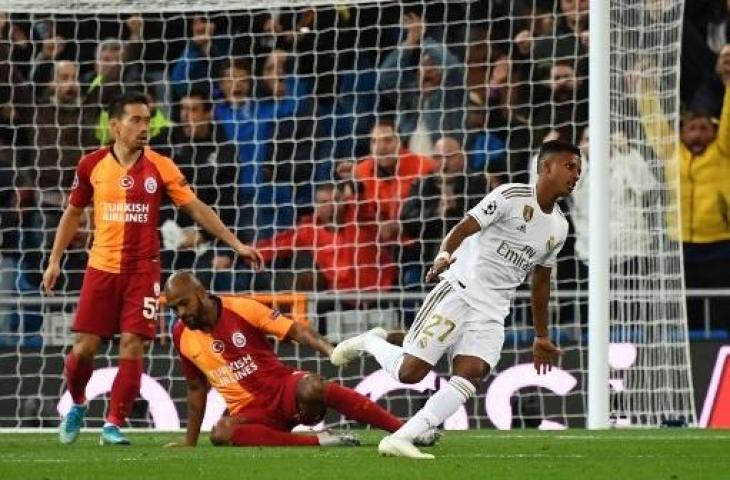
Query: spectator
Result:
<box><xmin>29</xmin><ymin>25</ymin><xmax>68</xmax><ymax>101</ymax></box>
<box><xmin>0</xmin><ymin>12</ymin><xmax>33</xmax><ymax>78</ymax></box>
<box><xmin>16</xmin><ymin>60</ymin><xmax>97</xmax><ymax>290</ymax></box>
<box><xmin>400</xmin><ymin>136</ymin><xmax>487</xmax><ymax>288</ymax></box>
<box><xmin>168</xmin><ymin>15</ymin><xmax>227</xmax><ymax>103</ymax></box>
<box><xmin>680</xmin><ymin>0</ymin><xmax>727</xmax><ymax>114</ymax></box>
<box><xmin>160</xmin><ymin>87</ymin><xmax>239</xmax><ymax>292</ymax></box>
<box><xmin>213</xmin><ymin>57</ymin><xmax>263</xmax><ymax>242</ymax></box>
<box><xmin>81</xmin><ymin>16</ymin><xmax>144</xmax><ymax>108</ymax></box>
<box><xmin>635</xmin><ymin>46</ymin><xmax>730</xmax><ymax>330</ymax></box>
<box><xmin>336</xmin><ymin>119</ymin><xmax>436</xmax><ymax>244</ymax></box>
<box><xmin>256</xmin><ymin>182</ymin><xmax>397</xmax><ymax>293</ymax></box>
<box><xmin>257</xmin><ymin>49</ymin><xmax>316</xmax><ymax>220</ymax></box>
<box><xmin>377</xmin><ymin>12</ymin><xmax>466</xmax><ymax>155</ymax></box>
<box><xmin>531</xmin><ymin>60</ymin><xmax>588</xmax><ymax>148</ymax></box>
<box><xmin>464</xmin><ymin>92</ymin><xmax>507</xmax><ymax>180</ymax></box>
<box><xmin>531</xmin><ymin>0</ymin><xmax>589</xmax><ymax>71</ymax></box>
<box><xmin>485</xmin><ymin>55</ymin><xmax>532</xmax><ymax>183</ymax></box>
<box><xmin>214</xmin><ymin>53</ymin><xmax>311</xmax><ymax>242</ymax></box>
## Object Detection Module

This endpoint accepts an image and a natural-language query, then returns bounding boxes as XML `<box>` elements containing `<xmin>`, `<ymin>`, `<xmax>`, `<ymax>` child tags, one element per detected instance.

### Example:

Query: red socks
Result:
<box><xmin>106</xmin><ymin>358</ymin><xmax>143</xmax><ymax>427</ymax></box>
<box><xmin>324</xmin><ymin>382</ymin><xmax>403</xmax><ymax>432</ymax></box>
<box><xmin>65</xmin><ymin>353</ymin><xmax>94</xmax><ymax>405</ymax></box>
<box><xmin>230</xmin><ymin>424</ymin><xmax>319</xmax><ymax>446</ymax></box>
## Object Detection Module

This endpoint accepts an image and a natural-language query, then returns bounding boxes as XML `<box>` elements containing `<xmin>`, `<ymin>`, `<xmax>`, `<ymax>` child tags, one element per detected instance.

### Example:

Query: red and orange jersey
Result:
<box><xmin>69</xmin><ymin>146</ymin><xmax>196</xmax><ymax>273</ymax></box>
<box><xmin>172</xmin><ymin>297</ymin><xmax>296</xmax><ymax>415</ymax></box>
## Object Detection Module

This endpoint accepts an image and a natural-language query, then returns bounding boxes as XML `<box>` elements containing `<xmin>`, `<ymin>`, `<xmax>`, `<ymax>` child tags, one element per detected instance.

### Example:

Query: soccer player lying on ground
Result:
<box><xmin>164</xmin><ymin>271</ymin><xmax>439</xmax><ymax>448</ymax></box>
<box><xmin>331</xmin><ymin>140</ymin><xmax>581</xmax><ymax>459</ymax></box>
<box><xmin>45</xmin><ymin>91</ymin><xmax>263</xmax><ymax>446</ymax></box>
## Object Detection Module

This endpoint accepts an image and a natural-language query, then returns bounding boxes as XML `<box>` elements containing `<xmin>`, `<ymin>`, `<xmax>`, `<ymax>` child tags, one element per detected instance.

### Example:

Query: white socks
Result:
<box><xmin>363</xmin><ymin>334</ymin><xmax>404</xmax><ymax>382</ymax></box>
<box><xmin>393</xmin><ymin>376</ymin><xmax>475</xmax><ymax>442</ymax></box>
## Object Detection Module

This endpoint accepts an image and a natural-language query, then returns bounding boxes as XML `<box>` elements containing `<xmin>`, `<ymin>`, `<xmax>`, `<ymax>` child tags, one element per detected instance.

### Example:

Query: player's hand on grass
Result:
<box><xmin>425</xmin><ymin>252</ymin><xmax>455</xmax><ymax>283</ymax></box>
<box><xmin>42</xmin><ymin>262</ymin><xmax>61</xmax><ymax>295</ymax></box>
<box><xmin>532</xmin><ymin>336</ymin><xmax>562</xmax><ymax>375</ymax></box>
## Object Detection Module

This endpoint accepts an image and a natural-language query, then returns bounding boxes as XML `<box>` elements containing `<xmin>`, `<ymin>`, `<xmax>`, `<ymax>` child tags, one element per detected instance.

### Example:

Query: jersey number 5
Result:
<box><xmin>142</xmin><ymin>297</ymin><xmax>159</xmax><ymax>320</ymax></box>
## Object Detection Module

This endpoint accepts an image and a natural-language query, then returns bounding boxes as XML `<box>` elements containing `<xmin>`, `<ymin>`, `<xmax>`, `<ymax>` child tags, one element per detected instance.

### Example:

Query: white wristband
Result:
<box><xmin>435</xmin><ymin>251</ymin><xmax>451</xmax><ymax>262</ymax></box>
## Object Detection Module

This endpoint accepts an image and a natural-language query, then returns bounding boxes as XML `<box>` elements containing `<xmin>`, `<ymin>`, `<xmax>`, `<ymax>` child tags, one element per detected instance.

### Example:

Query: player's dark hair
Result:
<box><xmin>108</xmin><ymin>91</ymin><xmax>149</xmax><ymax>119</ymax></box>
<box><xmin>537</xmin><ymin>140</ymin><xmax>581</xmax><ymax>173</ymax></box>
<box><xmin>539</xmin><ymin>139</ymin><xmax>581</xmax><ymax>160</ymax></box>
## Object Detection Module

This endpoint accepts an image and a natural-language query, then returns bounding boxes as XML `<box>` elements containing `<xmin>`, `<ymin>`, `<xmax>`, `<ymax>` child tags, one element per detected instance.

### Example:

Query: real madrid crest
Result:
<box><xmin>546</xmin><ymin>236</ymin><xmax>556</xmax><ymax>252</ymax></box>
<box><xmin>523</xmin><ymin>204</ymin><xmax>534</xmax><ymax>223</ymax></box>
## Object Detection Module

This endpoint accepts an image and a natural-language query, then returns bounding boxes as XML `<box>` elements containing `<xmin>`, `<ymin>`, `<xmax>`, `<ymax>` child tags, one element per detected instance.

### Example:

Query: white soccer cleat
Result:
<box><xmin>413</xmin><ymin>428</ymin><xmax>442</xmax><ymax>447</ymax></box>
<box><xmin>330</xmin><ymin>327</ymin><xmax>387</xmax><ymax>366</ymax></box>
<box><xmin>316</xmin><ymin>431</ymin><xmax>360</xmax><ymax>447</ymax></box>
<box><xmin>378</xmin><ymin>435</ymin><xmax>435</xmax><ymax>459</ymax></box>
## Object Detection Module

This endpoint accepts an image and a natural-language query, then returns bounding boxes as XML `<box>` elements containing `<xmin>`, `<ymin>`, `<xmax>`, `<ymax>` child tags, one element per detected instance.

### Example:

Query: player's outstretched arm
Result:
<box><xmin>166</xmin><ymin>375</ymin><xmax>208</xmax><ymax>447</ymax></box>
<box><xmin>286</xmin><ymin>322</ymin><xmax>335</xmax><ymax>358</ymax></box>
<box><xmin>180</xmin><ymin>198</ymin><xmax>263</xmax><ymax>270</ymax></box>
<box><xmin>530</xmin><ymin>265</ymin><xmax>562</xmax><ymax>374</ymax></box>
<box><xmin>425</xmin><ymin>215</ymin><xmax>480</xmax><ymax>282</ymax></box>
<box><xmin>43</xmin><ymin>205</ymin><xmax>84</xmax><ymax>295</ymax></box>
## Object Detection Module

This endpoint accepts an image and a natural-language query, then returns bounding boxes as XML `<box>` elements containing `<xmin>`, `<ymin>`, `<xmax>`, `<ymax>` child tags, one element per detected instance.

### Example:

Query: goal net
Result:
<box><xmin>0</xmin><ymin>0</ymin><xmax>695</xmax><ymax>430</ymax></box>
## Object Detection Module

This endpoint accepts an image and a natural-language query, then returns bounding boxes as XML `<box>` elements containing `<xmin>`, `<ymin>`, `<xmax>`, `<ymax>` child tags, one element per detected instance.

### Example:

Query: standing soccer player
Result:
<box><xmin>44</xmin><ymin>92</ymin><xmax>263</xmax><ymax>446</ymax></box>
<box><xmin>331</xmin><ymin>140</ymin><xmax>581</xmax><ymax>458</ymax></box>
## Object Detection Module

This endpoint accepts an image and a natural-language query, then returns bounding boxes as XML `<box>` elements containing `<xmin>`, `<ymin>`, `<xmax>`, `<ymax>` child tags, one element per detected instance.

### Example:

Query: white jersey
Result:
<box><xmin>442</xmin><ymin>183</ymin><xmax>569</xmax><ymax>322</ymax></box>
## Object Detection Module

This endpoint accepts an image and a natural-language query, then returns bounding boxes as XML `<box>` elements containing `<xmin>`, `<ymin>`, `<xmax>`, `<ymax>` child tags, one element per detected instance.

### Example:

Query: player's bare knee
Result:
<box><xmin>210</xmin><ymin>418</ymin><xmax>233</xmax><ymax>446</ymax></box>
<box><xmin>297</xmin><ymin>374</ymin><xmax>326</xmax><ymax>404</ymax></box>
<box><xmin>453</xmin><ymin>357</ymin><xmax>490</xmax><ymax>389</ymax></box>
<box><xmin>397</xmin><ymin>363</ymin><xmax>430</xmax><ymax>384</ymax></box>
<box><xmin>119</xmin><ymin>333</ymin><xmax>145</xmax><ymax>358</ymax></box>
<box><xmin>72</xmin><ymin>333</ymin><xmax>99</xmax><ymax>359</ymax></box>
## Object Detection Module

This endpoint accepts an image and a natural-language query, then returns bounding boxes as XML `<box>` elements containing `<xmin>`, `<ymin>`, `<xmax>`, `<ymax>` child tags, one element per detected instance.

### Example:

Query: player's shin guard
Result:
<box><xmin>393</xmin><ymin>376</ymin><xmax>475</xmax><ymax>441</ymax></box>
<box><xmin>65</xmin><ymin>353</ymin><xmax>94</xmax><ymax>405</ymax></box>
<box><xmin>229</xmin><ymin>424</ymin><xmax>319</xmax><ymax>446</ymax></box>
<box><xmin>324</xmin><ymin>382</ymin><xmax>403</xmax><ymax>432</ymax></box>
<box><xmin>106</xmin><ymin>358</ymin><xmax>142</xmax><ymax>427</ymax></box>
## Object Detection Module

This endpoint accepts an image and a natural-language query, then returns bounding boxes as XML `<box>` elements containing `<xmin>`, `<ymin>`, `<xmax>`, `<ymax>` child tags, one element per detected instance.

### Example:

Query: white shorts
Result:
<box><xmin>403</xmin><ymin>280</ymin><xmax>505</xmax><ymax>370</ymax></box>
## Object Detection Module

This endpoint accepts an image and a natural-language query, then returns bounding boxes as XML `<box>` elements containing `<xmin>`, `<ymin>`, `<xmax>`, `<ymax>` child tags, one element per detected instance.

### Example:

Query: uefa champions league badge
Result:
<box><xmin>144</xmin><ymin>177</ymin><xmax>158</xmax><ymax>194</ymax></box>
<box><xmin>153</xmin><ymin>282</ymin><xmax>160</xmax><ymax>297</ymax></box>
<box><xmin>71</xmin><ymin>173</ymin><xmax>79</xmax><ymax>190</ymax></box>
<box><xmin>231</xmin><ymin>332</ymin><xmax>247</xmax><ymax>348</ymax></box>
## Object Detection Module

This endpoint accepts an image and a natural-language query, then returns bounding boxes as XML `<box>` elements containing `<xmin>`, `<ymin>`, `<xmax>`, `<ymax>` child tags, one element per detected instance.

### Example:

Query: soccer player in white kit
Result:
<box><xmin>331</xmin><ymin>140</ymin><xmax>582</xmax><ymax>459</ymax></box>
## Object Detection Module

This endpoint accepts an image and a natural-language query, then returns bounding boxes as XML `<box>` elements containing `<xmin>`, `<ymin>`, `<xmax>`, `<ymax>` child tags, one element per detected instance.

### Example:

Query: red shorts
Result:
<box><xmin>73</xmin><ymin>266</ymin><xmax>161</xmax><ymax>340</ymax></box>
<box><xmin>234</xmin><ymin>371</ymin><xmax>313</xmax><ymax>431</ymax></box>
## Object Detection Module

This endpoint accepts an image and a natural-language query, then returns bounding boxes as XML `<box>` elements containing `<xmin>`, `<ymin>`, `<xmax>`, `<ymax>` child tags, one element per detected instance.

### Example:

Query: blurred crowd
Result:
<box><xmin>0</xmin><ymin>0</ymin><xmax>728</xmax><ymax>336</ymax></box>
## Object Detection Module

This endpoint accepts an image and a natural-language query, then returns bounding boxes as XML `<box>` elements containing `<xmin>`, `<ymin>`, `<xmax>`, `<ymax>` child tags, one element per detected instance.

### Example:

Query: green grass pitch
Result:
<box><xmin>1</xmin><ymin>430</ymin><xmax>729</xmax><ymax>480</ymax></box>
